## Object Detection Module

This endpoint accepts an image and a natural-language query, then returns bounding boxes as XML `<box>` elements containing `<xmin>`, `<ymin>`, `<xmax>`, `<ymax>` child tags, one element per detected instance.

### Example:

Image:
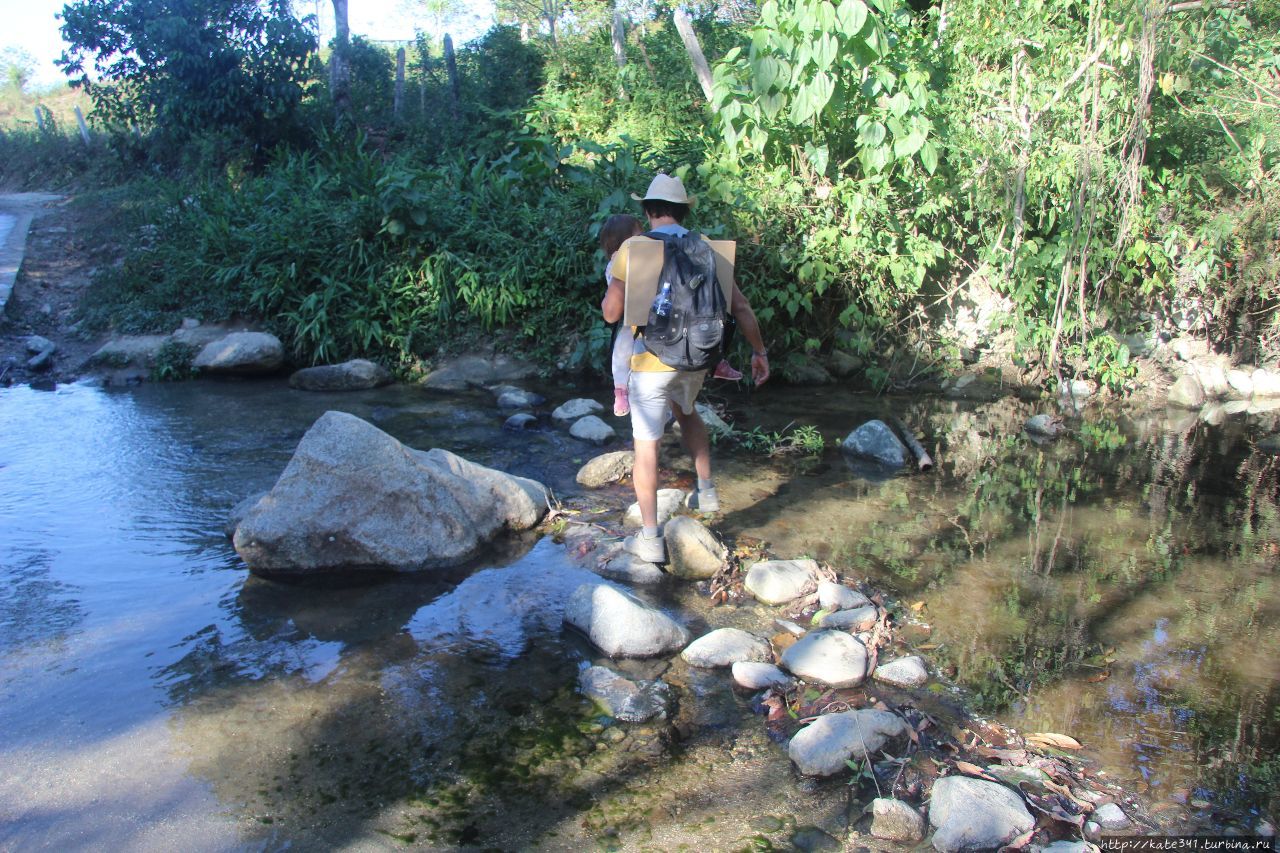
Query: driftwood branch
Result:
<box><xmin>889</xmin><ymin>416</ymin><xmax>934</xmax><ymax>472</ymax></box>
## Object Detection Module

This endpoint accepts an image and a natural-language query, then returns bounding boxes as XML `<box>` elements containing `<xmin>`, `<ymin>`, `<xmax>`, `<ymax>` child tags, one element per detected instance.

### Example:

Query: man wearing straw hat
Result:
<box><xmin>601</xmin><ymin>172</ymin><xmax>770</xmax><ymax>564</ymax></box>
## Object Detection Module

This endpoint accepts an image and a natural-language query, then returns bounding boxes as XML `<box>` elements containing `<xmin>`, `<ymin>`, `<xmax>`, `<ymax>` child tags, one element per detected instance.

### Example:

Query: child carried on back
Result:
<box><xmin>599</xmin><ymin>214</ymin><xmax>743</xmax><ymax>418</ymax></box>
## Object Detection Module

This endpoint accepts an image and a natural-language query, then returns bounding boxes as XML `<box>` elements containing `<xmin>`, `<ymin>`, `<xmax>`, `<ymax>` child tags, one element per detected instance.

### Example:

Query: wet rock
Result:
<box><xmin>419</xmin><ymin>354</ymin><xmax>537</xmax><ymax>392</ymax></box>
<box><xmin>569</xmin><ymin>415</ymin><xmax>616</xmax><ymax>445</ymax></box>
<box><xmin>816</xmin><ymin>604</ymin><xmax>878</xmax><ymax>631</ymax></box>
<box><xmin>664</xmin><ymin>515</ymin><xmax>726</xmax><ymax>580</ymax></box>
<box><xmin>232</xmin><ymin>411</ymin><xmax>547</xmax><ymax>574</ymax></box>
<box><xmin>193</xmin><ymin>331</ymin><xmax>285</xmax><ymax>375</ymax></box>
<box><xmin>928</xmin><ymin>775</ymin><xmax>1035</xmax><ymax>852</ymax></box>
<box><xmin>623</xmin><ymin>489</ymin><xmax>685</xmax><ymax>528</ymax></box>
<box><xmin>27</xmin><ymin>348</ymin><xmax>53</xmax><ymax>371</ymax></box>
<box><xmin>1227</xmin><ymin>369</ymin><xmax>1254</xmax><ymax>398</ymax></box>
<box><xmin>224</xmin><ymin>490</ymin><xmax>269</xmax><ymax>538</ymax></box>
<box><xmin>871</xmin><ymin>798</ymin><xmax>926</xmax><ymax>843</ymax></box>
<box><xmin>171</xmin><ymin>321</ymin><xmax>245</xmax><ymax>349</ymax></box>
<box><xmin>732</xmin><ymin>661</ymin><xmax>793</xmax><ymax>690</ymax></box>
<box><xmin>744</xmin><ymin>558</ymin><xmax>818</xmax><ymax>604</ymax></box>
<box><xmin>576</xmin><ymin>450</ymin><xmax>635</xmax><ymax>488</ymax></box>
<box><xmin>1170</xmin><ymin>336</ymin><xmax>1209</xmax><ymax>361</ymax></box>
<box><xmin>88</xmin><ymin>334</ymin><xmax>169</xmax><ymax>368</ymax></box>
<box><xmin>496</xmin><ymin>388</ymin><xmax>544</xmax><ymax>409</ymax></box>
<box><xmin>503</xmin><ymin>413</ymin><xmax>538</xmax><ymax>431</ymax></box>
<box><xmin>288</xmin><ymin>359</ymin><xmax>392</xmax><ymax>391</ymax></box>
<box><xmin>1191</xmin><ymin>358</ymin><xmax>1231</xmax><ymax>399</ymax></box>
<box><xmin>24</xmin><ymin>335</ymin><xmax>54</xmax><ymax>355</ymax></box>
<box><xmin>781</xmin><ymin>630</ymin><xmax>869</xmax><ymax>687</ymax></box>
<box><xmin>1092</xmin><ymin>802</ymin><xmax>1131</xmax><ymax>831</ymax></box>
<box><xmin>827</xmin><ymin>349</ymin><xmax>863</xmax><ymax>378</ymax></box>
<box><xmin>1168</xmin><ymin>373</ymin><xmax>1205</xmax><ymax>409</ymax></box>
<box><xmin>1224</xmin><ymin>400</ymin><xmax>1251</xmax><ymax>415</ymax></box>
<box><xmin>841</xmin><ymin>420</ymin><xmax>908</xmax><ymax>468</ymax></box>
<box><xmin>787</xmin><ymin>708</ymin><xmax>908</xmax><ymax>776</ymax></box>
<box><xmin>788</xmin><ymin>827</ymin><xmax>840</xmax><ymax>851</ymax></box>
<box><xmin>1200</xmin><ymin>404</ymin><xmax>1226</xmax><ymax>426</ymax></box>
<box><xmin>780</xmin><ymin>354</ymin><xmax>833</xmax><ymax>385</ymax></box>
<box><xmin>564</xmin><ymin>582</ymin><xmax>689</xmax><ymax>658</ymax></box>
<box><xmin>578</xmin><ymin>666</ymin><xmax>674</xmax><ymax>723</ymax></box>
<box><xmin>1043</xmin><ymin>842</ymin><xmax>1090</xmax><ymax>853</ymax></box>
<box><xmin>817</xmin><ymin>580</ymin><xmax>870</xmax><ymax>611</ymax></box>
<box><xmin>681</xmin><ymin>628</ymin><xmax>771</xmax><ymax>668</ymax></box>
<box><xmin>1061</xmin><ymin>378</ymin><xmax>1096</xmax><ymax>401</ymax></box>
<box><xmin>1253</xmin><ymin>368</ymin><xmax>1280</xmax><ymax>398</ymax></box>
<box><xmin>552</xmin><ymin>397</ymin><xmax>605</xmax><ymax>423</ymax></box>
<box><xmin>873</xmin><ymin>655</ymin><xmax>929</xmax><ymax>687</ymax></box>
<box><xmin>593</xmin><ymin>546</ymin><xmax>666</xmax><ymax>585</ymax></box>
<box><xmin>1024</xmin><ymin>414</ymin><xmax>1065</xmax><ymax>438</ymax></box>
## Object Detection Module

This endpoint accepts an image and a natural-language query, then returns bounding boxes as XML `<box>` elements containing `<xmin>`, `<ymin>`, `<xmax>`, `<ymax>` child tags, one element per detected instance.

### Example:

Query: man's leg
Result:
<box><xmin>671</xmin><ymin>404</ymin><xmax>711</xmax><ymax>482</ymax></box>
<box><xmin>633</xmin><ymin>437</ymin><xmax>661</xmax><ymax>528</ymax></box>
<box><xmin>623</xmin><ymin>372</ymin><xmax>673</xmax><ymax>562</ymax></box>
<box><xmin>669</xmin><ymin>374</ymin><xmax>720</xmax><ymax>513</ymax></box>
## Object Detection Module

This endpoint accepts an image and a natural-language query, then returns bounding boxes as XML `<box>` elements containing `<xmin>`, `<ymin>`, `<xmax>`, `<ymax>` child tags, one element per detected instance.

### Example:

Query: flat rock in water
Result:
<box><xmin>841</xmin><ymin>420</ymin><xmax>907</xmax><ymax>468</ymax></box>
<box><xmin>817</xmin><ymin>604</ymin><xmax>878</xmax><ymax>631</ymax></box>
<box><xmin>871</xmin><ymin>798</ymin><xmax>926</xmax><ymax>843</ymax></box>
<box><xmin>681</xmin><ymin>628</ymin><xmax>770</xmax><ymax>668</ymax></box>
<box><xmin>564</xmin><ymin>582</ymin><xmax>689</xmax><ymax>658</ymax></box>
<box><xmin>1092</xmin><ymin>803</ymin><xmax>1131</xmax><ymax>831</ymax></box>
<box><xmin>193</xmin><ymin>331</ymin><xmax>285</xmax><ymax>375</ymax></box>
<box><xmin>504</xmin><ymin>413</ymin><xmax>538</xmax><ymax>431</ymax></box>
<box><xmin>593</xmin><ymin>546</ymin><xmax>666</xmax><ymax>585</ymax></box>
<box><xmin>664</xmin><ymin>515</ymin><xmax>726</xmax><ymax>579</ymax></box>
<box><xmin>419</xmin><ymin>354</ymin><xmax>537</xmax><ymax>392</ymax></box>
<box><xmin>1168</xmin><ymin>373</ymin><xmax>1206</xmax><ymax>409</ymax></box>
<box><xmin>624</xmin><ymin>489</ymin><xmax>685</xmax><ymax>529</ymax></box>
<box><xmin>232</xmin><ymin>411</ymin><xmax>547</xmax><ymax>575</ymax></box>
<box><xmin>928</xmin><ymin>776</ymin><xmax>1036</xmax><ymax>853</ymax></box>
<box><xmin>496</xmin><ymin>389</ymin><xmax>544</xmax><ymax>409</ymax></box>
<box><xmin>744</xmin><ymin>558</ymin><xmax>818</xmax><ymax>605</ymax></box>
<box><xmin>818</xmin><ymin>580</ymin><xmax>870</xmax><ymax>611</ymax></box>
<box><xmin>569</xmin><ymin>415</ymin><xmax>615</xmax><ymax>445</ymax></box>
<box><xmin>694</xmin><ymin>402</ymin><xmax>732</xmax><ymax>436</ymax></box>
<box><xmin>88</xmin><ymin>335</ymin><xmax>170</xmax><ymax>368</ymax></box>
<box><xmin>25</xmin><ymin>335</ymin><xmax>54</xmax><ymax>355</ymax></box>
<box><xmin>576</xmin><ymin>450</ymin><xmax>635</xmax><ymax>488</ymax></box>
<box><xmin>289</xmin><ymin>359</ymin><xmax>392</xmax><ymax>391</ymax></box>
<box><xmin>732</xmin><ymin>661</ymin><xmax>793</xmax><ymax>690</ymax></box>
<box><xmin>578</xmin><ymin>665</ymin><xmax>673</xmax><ymax>723</ymax></box>
<box><xmin>781</xmin><ymin>630</ymin><xmax>868</xmax><ymax>687</ymax></box>
<box><xmin>1024</xmin><ymin>414</ymin><xmax>1064</xmax><ymax>437</ymax></box>
<box><xmin>787</xmin><ymin>708</ymin><xmax>908</xmax><ymax>776</ymax></box>
<box><xmin>873</xmin><ymin>655</ymin><xmax>929</xmax><ymax>687</ymax></box>
<box><xmin>1253</xmin><ymin>368</ymin><xmax>1280</xmax><ymax>398</ymax></box>
<box><xmin>1227</xmin><ymin>369</ymin><xmax>1254</xmax><ymax>398</ymax></box>
<box><xmin>552</xmin><ymin>397</ymin><xmax>605</xmax><ymax>423</ymax></box>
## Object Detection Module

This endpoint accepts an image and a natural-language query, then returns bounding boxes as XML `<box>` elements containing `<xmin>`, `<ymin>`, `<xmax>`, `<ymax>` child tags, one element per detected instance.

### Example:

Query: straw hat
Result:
<box><xmin>631</xmin><ymin>173</ymin><xmax>693</xmax><ymax>204</ymax></box>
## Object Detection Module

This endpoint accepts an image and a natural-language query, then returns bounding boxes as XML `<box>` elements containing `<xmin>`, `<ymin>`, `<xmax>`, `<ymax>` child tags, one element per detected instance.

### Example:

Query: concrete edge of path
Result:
<box><xmin>0</xmin><ymin>193</ymin><xmax>65</xmax><ymax>316</ymax></box>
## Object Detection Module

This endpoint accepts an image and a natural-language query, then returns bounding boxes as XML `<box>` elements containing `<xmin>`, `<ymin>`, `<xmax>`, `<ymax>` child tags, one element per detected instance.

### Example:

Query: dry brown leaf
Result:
<box><xmin>973</xmin><ymin>746</ymin><xmax>1029</xmax><ymax>764</ymax></box>
<box><xmin>1026</xmin><ymin>732</ymin><xmax>1083</xmax><ymax>750</ymax></box>
<box><xmin>910</xmin><ymin>600</ymin><xmax>927</xmax><ymax>612</ymax></box>
<box><xmin>955</xmin><ymin>760</ymin><xmax>995</xmax><ymax>780</ymax></box>
<box><xmin>1085</xmin><ymin>670</ymin><xmax>1110</xmax><ymax>683</ymax></box>
<box><xmin>999</xmin><ymin>829</ymin><xmax>1037</xmax><ymax>852</ymax></box>
<box><xmin>918</xmin><ymin>643</ymin><xmax>940</xmax><ymax>650</ymax></box>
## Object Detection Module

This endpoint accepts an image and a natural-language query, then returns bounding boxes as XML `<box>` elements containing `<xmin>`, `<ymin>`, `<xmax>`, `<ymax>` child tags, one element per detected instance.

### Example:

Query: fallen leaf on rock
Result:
<box><xmin>973</xmin><ymin>746</ymin><xmax>1028</xmax><ymax>763</ymax></box>
<box><xmin>1085</xmin><ymin>670</ymin><xmax>1110</xmax><ymax>683</ymax></box>
<box><xmin>1026</xmin><ymin>732</ymin><xmax>1083</xmax><ymax>750</ymax></box>
<box><xmin>999</xmin><ymin>829</ymin><xmax>1037</xmax><ymax>852</ymax></box>
<box><xmin>910</xmin><ymin>600</ymin><xmax>927</xmax><ymax>612</ymax></box>
<box><xmin>1023</xmin><ymin>790</ymin><xmax>1086</xmax><ymax>827</ymax></box>
<box><xmin>955</xmin><ymin>760</ymin><xmax>997</xmax><ymax>780</ymax></box>
<box><xmin>771</xmin><ymin>632</ymin><xmax>798</xmax><ymax>654</ymax></box>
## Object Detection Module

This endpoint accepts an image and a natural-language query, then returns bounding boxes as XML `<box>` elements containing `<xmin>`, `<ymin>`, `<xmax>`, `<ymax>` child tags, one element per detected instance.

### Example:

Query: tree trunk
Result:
<box><xmin>393</xmin><ymin>47</ymin><xmax>405</xmax><ymax>119</ymax></box>
<box><xmin>612</xmin><ymin>9</ymin><xmax>629</xmax><ymax>101</ymax></box>
<box><xmin>443</xmin><ymin>34</ymin><xmax>461</xmax><ymax>125</ymax></box>
<box><xmin>673</xmin><ymin>7</ymin><xmax>714</xmax><ymax>102</ymax></box>
<box><xmin>330</xmin><ymin>0</ymin><xmax>351</xmax><ymax>126</ymax></box>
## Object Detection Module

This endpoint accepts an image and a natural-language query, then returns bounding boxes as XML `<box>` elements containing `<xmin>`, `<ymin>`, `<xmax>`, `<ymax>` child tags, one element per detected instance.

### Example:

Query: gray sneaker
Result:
<box><xmin>623</xmin><ymin>533</ymin><xmax>666</xmax><ymax>563</ymax></box>
<box><xmin>685</xmin><ymin>487</ymin><xmax>720</xmax><ymax>513</ymax></box>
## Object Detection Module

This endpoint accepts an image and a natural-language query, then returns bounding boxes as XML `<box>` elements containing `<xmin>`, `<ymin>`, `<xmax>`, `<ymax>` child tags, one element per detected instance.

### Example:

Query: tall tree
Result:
<box><xmin>495</xmin><ymin>0</ymin><xmax>565</xmax><ymax>46</ymax></box>
<box><xmin>330</xmin><ymin>0</ymin><xmax>351</xmax><ymax>124</ymax></box>
<box><xmin>672</xmin><ymin>6</ymin><xmax>713</xmax><ymax>101</ymax></box>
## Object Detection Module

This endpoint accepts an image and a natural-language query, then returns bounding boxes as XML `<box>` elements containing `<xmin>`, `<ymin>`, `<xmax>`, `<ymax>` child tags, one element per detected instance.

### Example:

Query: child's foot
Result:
<box><xmin>613</xmin><ymin>387</ymin><xmax>630</xmax><ymax>417</ymax></box>
<box><xmin>713</xmin><ymin>360</ymin><xmax>743</xmax><ymax>381</ymax></box>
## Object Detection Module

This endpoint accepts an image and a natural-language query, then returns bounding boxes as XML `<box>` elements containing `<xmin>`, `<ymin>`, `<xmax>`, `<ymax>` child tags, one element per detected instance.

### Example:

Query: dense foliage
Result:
<box><xmin>13</xmin><ymin>0</ymin><xmax>1280</xmax><ymax>387</ymax></box>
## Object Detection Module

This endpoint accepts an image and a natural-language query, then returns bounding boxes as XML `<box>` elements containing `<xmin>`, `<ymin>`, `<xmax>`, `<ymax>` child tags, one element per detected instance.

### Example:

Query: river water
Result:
<box><xmin>0</xmin><ymin>378</ymin><xmax>1276</xmax><ymax>849</ymax></box>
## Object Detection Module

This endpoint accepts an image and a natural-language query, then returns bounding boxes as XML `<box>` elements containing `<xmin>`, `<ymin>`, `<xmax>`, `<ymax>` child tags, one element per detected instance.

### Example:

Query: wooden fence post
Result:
<box><xmin>74</xmin><ymin>106</ymin><xmax>92</xmax><ymax>145</ymax></box>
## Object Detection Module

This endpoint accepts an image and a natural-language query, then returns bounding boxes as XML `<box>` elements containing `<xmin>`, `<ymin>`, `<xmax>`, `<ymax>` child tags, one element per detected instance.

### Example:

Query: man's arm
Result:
<box><xmin>729</xmin><ymin>283</ymin><xmax>770</xmax><ymax>385</ymax></box>
<box><xmin>602</xmin><ymin>277</ymin><xmax>625</xmax><ymax>323</ymax></box>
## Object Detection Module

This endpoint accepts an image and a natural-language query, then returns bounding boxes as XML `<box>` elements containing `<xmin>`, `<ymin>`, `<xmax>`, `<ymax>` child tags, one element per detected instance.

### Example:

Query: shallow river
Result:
<box><xmin>0</xmin><ymin>378</ymin><xmax>1276</xmax><ymax>850</ymax></box>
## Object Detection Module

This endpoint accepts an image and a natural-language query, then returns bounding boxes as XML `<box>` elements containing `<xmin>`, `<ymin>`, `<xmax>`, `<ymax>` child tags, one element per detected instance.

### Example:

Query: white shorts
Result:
<box><xmin>628</xmin><ymin>370</ymin><xmax>706</xmax><ymax>441</ymax></box>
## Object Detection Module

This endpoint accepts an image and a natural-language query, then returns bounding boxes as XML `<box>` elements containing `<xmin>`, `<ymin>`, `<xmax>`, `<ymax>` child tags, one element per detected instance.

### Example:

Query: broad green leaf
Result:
<box><xmin>886</xmin><ymin>91</ymin><xmax>911</xmax><ymax>117</ymax></box>
<box><xmin>814</xmin><ymin>0</ymin><xmax>837</xmax><ymax>31</ymax></box>
<box><xmin>893</xmin><ymin>127</ymin><xmax>926</xmax><ymax>158</ymax></box>
<box><xmin>752</xmin><ymin>55</ymin><xmax>782</xmax><ymax>92</ymax></box>
<box><xmin>760</xmin><ymin>91</ymin><xmax>787</xmax><ymax>120</ymax></box>
<box><xmin>836</xmin><ymin>0</ymin><xmax>868</xmax><ymax>36</ymax></box>
<box><xmin>814</xmin><ymin>33</ymin><xmax>838</xmax><ymax>70</ymax></box>
<box><xmin>919</xmin><ymin>139</ymin><xmax>938</xmax><ymax>174</ymax></box>
<box><xmin>858</xmin><ymin>120</ymin><xmax>886</xmax><ymax>146</ymax></box>
<box><xmin>760</xmin><ymin>0</ymin><xmax>779</xmax><ymax>26</ymax></box>
<box><xmin>805</xmin><ymin>143</ymin><xmax>830</xmax><ymax>176</ymax></box>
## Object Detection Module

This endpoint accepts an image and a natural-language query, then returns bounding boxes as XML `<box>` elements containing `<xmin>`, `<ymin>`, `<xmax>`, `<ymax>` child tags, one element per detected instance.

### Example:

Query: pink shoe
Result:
<box><xmin>712</xmin><ymin>360</ymin><xmax>743</xmax><ymax>381</ymax></box>
<box><xmin>613</xmin><ymin>387</ymin><xmax>630</xmax><ymax>417</ymax></box>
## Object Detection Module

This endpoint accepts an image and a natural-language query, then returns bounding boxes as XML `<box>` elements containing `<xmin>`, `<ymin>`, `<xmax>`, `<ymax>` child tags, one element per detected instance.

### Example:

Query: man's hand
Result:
<box><xmin>750</xmin><ymin>352</ymin><xmax>770</xmax><ymax>386</ymax></box>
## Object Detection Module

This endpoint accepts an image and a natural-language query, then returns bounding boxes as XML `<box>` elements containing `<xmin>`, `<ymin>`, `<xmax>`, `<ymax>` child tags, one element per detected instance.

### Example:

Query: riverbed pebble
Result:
<box><xmin>780</xmin><ymin>630</ymin><xmax>868</xmax><ymax>687</ymax></box>
<box><xmin>731</xmin><ymin>661</ymin><xmax>793</xmax><ymax>690</ymax></box>
<box><xmin>623</xmin><ymin>489</ymin><xmax>685</xmax><ymax>529</ymax></box>
<box><xmin>1092</xmin><ymin>802</ymin><xmax>1131</xmax><ymax>830</ymax></box>
<box><xmin>24</xmin><ymin>335</ymin><xmax>54</xmax><ymax>355</ymax></box>
<box><xmin>681</xmin><ymin>628</ymin><xmax>771</xmax><ymax>668</ymax></box>
<box><xmin>552</xmin><ymin>397</ymin><xmax>604</xmax><ymax>423</ymax></box>
<box><xmin>496</xmin><ymin>388</ymin><xmax>544</xmax><ymax>409</ymax></box>
<box><xmin>928</xmin><ymin>775</ymin><xmax>1035</xmax><ymax>853</ymax></box>
<box><xmin>871</xmin><ymin>798</ymin><xmax>926</xmax><ymax>843</ymax></box>
<box><xmin>576</xmin><ymin>450</ymin><xmax>634</xmax><ymax>488</ymax></box>
<box><xmin>578</xmin><ymin>665</ymin><xmax>673</xmax><ymax>723</ymax></box>
<box><xmin>787</xmin><ymin>708</ymin><xmax>908</xmax><ymax>776</ymax></box>
<box><xmin>564</xmin><ymin>582</ymin><xmax>689</xmax><ymax>658</ymax></box>
<box><xmin>816</xmin><ymin>604</ymin><xmax>878</xmax><ymax>631</ymax></box>
<box><xmin>569</xmin><ymin>415</ymin><xmax>616</xmax><ymax>445</ymax></box>
<box><xmin>745</xmin><ymin>558</ymin><xmax>818</xmax><ymax>604</ymax></box>
<box><xmin>873</xmin><ymin>655</ymin><xmax>929</xmax><ymax>687</ymax></box>
<box><xmin>503</xmin><ymin>413</ymin><xmax>538</xmax><ymax>431</ymax></box>
<box><xmin>664</xmin><ymin>515</ymin><xmax>726</xmax><ymax>579</ymax></box>
<box><xmin>817</xmin><ymin>580</ymin><xmax>869</xmax><ymax>611</ymax></box>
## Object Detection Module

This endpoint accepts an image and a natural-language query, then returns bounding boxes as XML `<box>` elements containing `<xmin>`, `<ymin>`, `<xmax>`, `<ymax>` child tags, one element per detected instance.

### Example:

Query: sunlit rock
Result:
<box><xmin>787</xmin><ymin>708</ymin><xmax>908</xmax><ymax>776</ymax></box>
<box><xmin>193</xmin><ymin>331</ymin><xmax>284</xmax><ymax>375</ymax></box>
<box><xmin>578</xmin><ymin>665</ymin><xmax>673</xmax><ymax>723</ymax></box>
<box><xmin>681</xmin><ymin>628</ymin><xmax>770</xmax><ymax>668</ymax></box>
<box><xmin>289</xmin><ymin>359</ymin><xmax>391</xmax><ymax>391</ymax></box>
<box><xmin>732</xmin><ymin>661</ymin><xmax>793</xmax><ymax>690</ymax></box>
<box><xmin>816</xmin><ymin>604</ymin><xmax>878</xmax><ymax>631</ymax></box>
<box><xmin>871</xmin><ymin>798</ymin><xmax>926</xmax><ymax>843</ymax></box>
<box><xmin>564</xmin><ymin>582</ymin><xmax>689</xmax><ymax>658</ymax></box>
<box><xmin>576</xmin><ymin>450</ymin><xmax>635</xmax><ymax>488</ymax></box>
<box><xmin>745</xmin><ymin>558</ymin><xmax>818</xmax><ymax>604</ymax></box>
<box><xmin>873</xmin><ymin>655</ymin><xmax>929</xmax><ymax>687</ymax></box>
<box><xmin>623</xmin><ymin>489</ymin><xmax>686</xmax><ymax>529</ymax></box>
<box><xmin>780</xmin><ymin>630</ymin><xmax>868</xmax><ymax>687</ymax></box>
<box><xmin>818</xmin><ymin>580</ymin><xmax>870</xmax><ymax>611</ymax></box>
<box><xmin>664</xmin><ymin>515</ymin><xmax>726</xmax><ymax>580</ymax></box>
<box><xmin>552</xmin><ymin>397</ymin><xmax>604</xmax><ymax>423</ymax></box>
<box><xmin>928</xmin><ymin>776</ymin><xmax>1035</xmax><ymax>852</ymax></box>
<box><xmin>232</xmin><ymin>411</ymin><xmax>546</xmax><ymax>575</ymax></box>
<box><xmin>1167</xmin><ymin>373</ymin><xmax>1205</xmax><ymax>409</ymax></box>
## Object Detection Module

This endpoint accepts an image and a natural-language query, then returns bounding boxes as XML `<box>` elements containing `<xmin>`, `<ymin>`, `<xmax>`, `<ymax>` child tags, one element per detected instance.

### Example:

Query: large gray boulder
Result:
<box><xmin>419</xmin><ymin>354</ymin><xmax>537</xmax><ymax>392</ymax></box>
<box><xmin>745</xmin><ymin>559</ymin><xmax>818</xmax><ymax>604</ymax></box>
<box><xmin>841</xmin><ymin>420</ymin><xmax>908</xmax><ymax>468</ymax></box>
<box><xmin>578</xmin><ymin>666</ymin><xmax>673</xmax><ymax>723</ymax></box>
<box><xmin>787</xmin><ymin>708</ymin><xmax>908</xmax><ymax>776</ymax></box>
<box><xmin>928</xmin><ymin>776</ymin><xmax>1035</xmax><ymax>852</ymax></box>
<box><xmin>552</xmin><ymin>398</ymin><xmax>605</xmax><ymax>423</ymax></box>
<box><xmin>781</xmin><ymin>630</ymin><xmax>869</xmax><ymax>687</ymax></box>
<box><xmin>681</xmin><ymin>628</ymin><xmax>771</xmax><ymax>668</ymax></box>
<box><xmin>232</xmin><ymin>411</ymin><xmax>546</xmax><ymax>575</ymax></box>
<box><xmin>564</xmin><ymin>583</ymin><xmax>689</xmax><ymax>658</ymax></box>
<box><xmin>194</xmin><ymin>331</ymin><xmax>285</xmax><ymax>375</ymax></box>
<box><xmin>88</xmin><ymin>334</ymin><xmax>170</xmax><ymax>368</ymax></box>
<box><xmin>569</xmin><ymin>415</ymin><xmax>616</xmax><ymax>445</ymax></box>
<box><xmin>1168</xmin><ymin>373</ymin><xmax>1206</xmax><ymax>409</ymax></box>
<box><xmin>664</xmin><ymin>515</ymin><xmax>726</xmax><ymax>579</ymax></box>
<box><xmin>289</xmin><ymin>359</ymin><xmax>392</xmax><ymax>391</ymax></box>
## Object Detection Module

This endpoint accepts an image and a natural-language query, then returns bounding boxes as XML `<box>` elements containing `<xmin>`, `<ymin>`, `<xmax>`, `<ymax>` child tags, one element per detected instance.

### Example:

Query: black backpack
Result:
<box><xmin>640</xmin><ymin>231</ymin><xmax>728</xmax><ymax>372</ymax></box>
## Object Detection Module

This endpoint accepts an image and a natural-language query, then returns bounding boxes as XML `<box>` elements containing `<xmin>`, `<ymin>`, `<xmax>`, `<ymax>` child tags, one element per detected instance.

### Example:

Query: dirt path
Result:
<box><xmin>0</xmin><ymin>192</ymin><xmax>116</xmax><ymax>387</ymax></box>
